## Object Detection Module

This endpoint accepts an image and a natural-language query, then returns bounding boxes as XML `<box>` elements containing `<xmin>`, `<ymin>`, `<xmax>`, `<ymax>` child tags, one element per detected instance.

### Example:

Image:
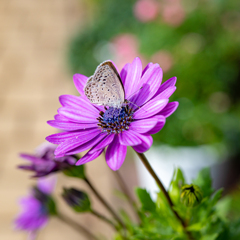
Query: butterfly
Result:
<box><xmin>84</xmin><ymin>61</ymin><xmax>125</xmax><ymax>109</ymax></box>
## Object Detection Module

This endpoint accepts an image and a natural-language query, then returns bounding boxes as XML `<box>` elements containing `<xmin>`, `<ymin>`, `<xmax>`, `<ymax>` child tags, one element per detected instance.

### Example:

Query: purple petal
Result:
<box><xmin>142</xmin><ymin>62</ymin><xmax>154</xmax><ymax>76</ymax></box>
<box><xmin>130</xmin><ymin>118</ymin><xmax>158</xmax><ymax>133</ymax></box>
<box><xmin>62</xmin><ymin>133</ymin><xmax>107</xmax><ymax>157</ymax></box>
<box><xmin>18</xmin><ymin>165</ymin><xmax>33</xmax><ymax>171</ymax></box>
<box><xmin>106</xmin><ymin>136</ymin><xmax>127</xmax><ymax>171</ymax></box>
<box><xmin>146</xmin><ymin>116</ymin><xmax>166</xmax><ymax>134</ymax></box>
<box><xmin>19</xmin><ymin>154</ymin><xmax>40</xmax><ymax>162</ymax></box>
<box><xmin>37</xmin><ymin>175</ymin><xmax>57</xmax><ymax>194</ymax></box>
<box><xmin>15</xmin><ymin>196</ymin><xmax>49</xmax><ymax>232</ymax></box>
<box><xmin>46</xmin><ymin>128</ymin><xmax>99</xmax><ymax>144</ymax></box>
<box><xmin>158</xmin><ymin>101</ymin><xmax>179</xmax><ymax>117</ymax></box>
<box><xmin>75</xmin><ymin>148</ymin><xmax>104</xmax><ymax>166</ymax></box>
<box><xmin>54</xmin><ymin>114</ymin><xmax>69</xmax><ymax>121</ymax></box>
<box><xmin>157</xmin><ymin>86</ymin><xmax>176</xmax><ymax>99</ymax></box>
<box><xmin>134</xmin><ymin>98</ymin><xmax>169</xmax><ymax>119</ymax></box>
<box><xmin>93</xmin><ymin>105</ymin><xmax>105</xmax><ymax>112</ymax></box>
<box><xmin>73</xmin><ymin>74</ymin><xmax>88</xmax><ymax>97</ymax></box>
<box><xmin>58</xmin><ymin>107</ymin><xmax>99</xmax><ymax>123</ymax></box>
<box><xmin>59</xmin><ymin>95</ymin><xmax>98</xmax><ymax>115</ymax></box>
<box><xmin>54</xmin><ymin>129</ymin><xmax>101</xmax><ymax>156</ymax></box>
<box><xmin>132</xmin><ymin>134</ymin><xmax>153</xmax><ymax>153</ymax></box>
<box><xmin>120</xmin><ymin>63</ymin><xmax>130</xmax><ymax>87</ymax></box>
<box><xmin>47</xmin><ymin>120</ymin><xmax>97</xmax><ymax>131</ymax></box>
<box><xmin>132</xmin><ymin>66</ymin><xmax>163</xmax><ymax>108</ymax></box>
<box><xmin>118</xmin><ymin>130</ymin><xmax>142</xmax><ymax>146</ymax></box>
<box><xmin>88</xmin><ymin>134</ymin><xmax>115</xmax><ymax>153</ymax></box>
<box><xmin>154</xmin><ymin>76</ymin><xmax>177</xmax><ymax>97</ymax></box>
<box><xmin>122</xmin><ymin>57</ymin><xmax>142</xmax><ymax>99</ymax></box>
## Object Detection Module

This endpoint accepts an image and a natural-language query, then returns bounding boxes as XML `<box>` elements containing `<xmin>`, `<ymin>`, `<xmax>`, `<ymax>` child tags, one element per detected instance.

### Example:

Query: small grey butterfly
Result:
<box><xmin>84</xmin><ymin>61</ymin><xmax>125</xmax><ymax>108</ymax></box>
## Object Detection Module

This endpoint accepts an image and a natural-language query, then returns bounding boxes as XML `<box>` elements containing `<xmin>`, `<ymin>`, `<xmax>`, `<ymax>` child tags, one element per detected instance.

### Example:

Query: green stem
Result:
<box><xmin>91</xmin><ymin>209</ymin><xmax>118</xmax><ymax>230</ymax></box>
<box><xmin>135</xmin><ymin>151</ymin><xmax>194</xmax><ymax>240</ymax></box>
<box><xmin>57</xmin><ymin>212</ymin><xmax>98</xmax><ymax>240</ymax></box>
<box><xmin>84</xmin><ymin>177</ymin><xmax>126</xmax><ymax>230</ymax></box>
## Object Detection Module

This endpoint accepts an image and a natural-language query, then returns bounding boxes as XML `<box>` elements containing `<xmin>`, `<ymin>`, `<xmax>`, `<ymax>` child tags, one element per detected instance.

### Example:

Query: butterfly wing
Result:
<box><xmin>84</xmin><ymin>61</ymin><xmax>125</xmax><ymax>108</ymax></box>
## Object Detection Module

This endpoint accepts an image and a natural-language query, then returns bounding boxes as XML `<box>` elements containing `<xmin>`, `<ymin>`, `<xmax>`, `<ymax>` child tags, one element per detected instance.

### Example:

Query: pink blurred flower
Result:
<box><xmin>162</xmin><ymin>0</ymin><xmax>185</xmax><ymax>26</ymax></box>
<box><xmin>151</xmin><ymin>50</ymin><xmax>174</xmax><ymax>73</ymax></box>
<box><xmin>134</xmin><ymin>0</ymin><xmax>160</xmax><ymax>22</ymax></box>
<box><xmin>111</xmin><ymin>34</ymin><xmax>146</xmax><ymax>69</ymax></box>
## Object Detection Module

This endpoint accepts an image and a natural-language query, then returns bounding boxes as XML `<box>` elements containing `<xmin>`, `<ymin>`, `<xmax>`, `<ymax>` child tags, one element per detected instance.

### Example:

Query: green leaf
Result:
<box><xmin>135</xmin><ymin>188</ymin><xmax>156</xmax><ymax>212</ymax></box>
<box><xmin>47</xmin><ymin>196</ymin><xmax>57</xmax><ymax>216</ymax></box>
<box><xmin>187</xmin><ymin>222</ymin><xmax>203</xmax><ymax>231</ymax></box>
<box><xmin>193</xmin><ymin>168</ymin><xmax>213</xmax><ymax>197</ymax></box>
<box><xmin>200</xmin><ymin>233</ymin><xmax>219</xmax><ymax>240</ymax></box>
<box><xmin>229</xmin><ymin>218</ymin><xmax>240</xmax><ymax>240</ymax></box>
<box><xmin>215</xmin><ymin>196</ymin><xmax>231</xmax><ymax>220</ymax></box>
<box><xmin>169</xmin><ymin>168</ymin><xmax>185</xmax><ymax>204</ymax></box>
<box><xmin>63</xmin><ymin>164</ymin><xmax>85</xmax><ymax>179</ymax></box>
<box><xmin>210</xmin><ymin>189</ymin><xmax>223</xmax><ymax>206</ymax></box>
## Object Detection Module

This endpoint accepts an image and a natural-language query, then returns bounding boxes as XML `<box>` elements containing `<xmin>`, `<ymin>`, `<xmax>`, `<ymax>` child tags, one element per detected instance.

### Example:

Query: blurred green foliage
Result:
<box><xmin>67</xmin><ymin>0</ymin><xmax>240</xmax><ymax>153</ymax></box>
<box><xmin>115</xmin><ymin>168</ymin><xmax>240</xmax><ymax>240</ymax></box>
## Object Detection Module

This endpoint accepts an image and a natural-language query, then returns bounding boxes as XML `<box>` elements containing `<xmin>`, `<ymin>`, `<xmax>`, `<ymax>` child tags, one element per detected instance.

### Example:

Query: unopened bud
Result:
<box><xmin>32</xmin><ymin>187</ymin><xmax>57</xmax><ymax>215</ymax></box>
<box><xmin>181</xmin><ymin>184</ymin><xmax>203</xmax><ymax>207</ymax></box>
<box><xmin>62</xmin><ymin>188</ymin><xmax>91</xmax><ymax>213</ymax></box>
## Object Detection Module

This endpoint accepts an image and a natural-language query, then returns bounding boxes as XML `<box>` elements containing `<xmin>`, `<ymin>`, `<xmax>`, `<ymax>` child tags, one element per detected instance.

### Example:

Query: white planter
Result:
<box><xmin>135</xmin><ymin>145</ymin><xmax>230</xmax><ymax>199</ymax></box>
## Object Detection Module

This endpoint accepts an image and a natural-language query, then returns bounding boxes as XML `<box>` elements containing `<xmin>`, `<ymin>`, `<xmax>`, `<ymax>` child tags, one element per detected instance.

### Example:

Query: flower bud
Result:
<box><xmin>32</xmin><ymin>187</ymin><xmax>57</xmax><ymax>215</ymax></box>
<box><xmin>181</xmin><ymin>184</ymin><xmax>203</xmax><ymax>207</ymax></box>
<box><xmin>62</xmin><ymin>188</ymin><xmax>91</xmax><ymax>213</ymax></box>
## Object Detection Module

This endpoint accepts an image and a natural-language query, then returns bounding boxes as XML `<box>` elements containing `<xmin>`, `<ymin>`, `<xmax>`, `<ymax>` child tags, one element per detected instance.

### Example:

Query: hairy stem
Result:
<box><xmin>91</xmin><ymin>209</ymin><xmax>118</xmax><ymax>230</ymax></box>
<box><xmin>84</xmin><ymin>177</ymin><xmax>126</xmax><ymax>229</ymax></box>
<box><xmin>57</xmin><ymin>212</ymin><xmax>98</xmax><ymax>240</ymax></box>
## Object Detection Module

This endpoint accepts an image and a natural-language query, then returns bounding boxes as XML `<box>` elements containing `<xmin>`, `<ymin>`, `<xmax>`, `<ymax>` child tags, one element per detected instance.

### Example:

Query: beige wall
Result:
<box><xmin>0</xmin><ymin>1</ymin><xmax>138</xmax><ymax>239</ymax></box>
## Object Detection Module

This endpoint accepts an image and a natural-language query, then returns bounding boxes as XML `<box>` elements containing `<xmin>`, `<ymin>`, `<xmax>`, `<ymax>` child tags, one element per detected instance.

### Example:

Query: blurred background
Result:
<box><xmin>0</xmin><ymin>0</ymin><xmax>240</xmax><ymax>239</ymax></box>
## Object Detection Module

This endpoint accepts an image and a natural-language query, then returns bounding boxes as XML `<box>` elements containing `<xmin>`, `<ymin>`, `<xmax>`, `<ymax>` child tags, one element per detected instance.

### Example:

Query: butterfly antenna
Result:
<box><xmin>127</xmin><ymin>87</ymin><xmax>143</xmax><ymax>100</ymax></box>
<box><xmin>125</xmin><ymin>87</ymin><xmax>148</xmax><ymax>112</ymax></box>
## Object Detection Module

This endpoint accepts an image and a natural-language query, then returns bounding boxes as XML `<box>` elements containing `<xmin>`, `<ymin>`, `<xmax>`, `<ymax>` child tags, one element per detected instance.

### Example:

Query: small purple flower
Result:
<box><xmin>14</xmin><ymin>176</ymin><xmax>56</xmax><ymax>240</ymax></box>
<box><xmin>46</xmin><ymin>57</ymin><xmax>178</xmax><ymax>171</ymax></box>
<box><xmin>18</xmin><ymin>142</ymin><xmax>77</xmax><ymax>177</ymax></box>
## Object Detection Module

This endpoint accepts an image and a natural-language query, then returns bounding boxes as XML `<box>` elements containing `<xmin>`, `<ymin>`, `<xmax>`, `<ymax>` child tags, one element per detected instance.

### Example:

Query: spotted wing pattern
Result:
<box><xmin>84</xmin><ymin>61</ymin><xmax>125</xmax><ymax>108</ymax></box>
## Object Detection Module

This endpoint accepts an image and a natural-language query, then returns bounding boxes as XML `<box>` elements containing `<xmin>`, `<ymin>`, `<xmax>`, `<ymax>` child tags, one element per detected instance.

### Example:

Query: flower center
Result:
<box><xmin>97</xmin><ymin>105</ymin><xmax>134</xmax><ymax>134</ymax></box>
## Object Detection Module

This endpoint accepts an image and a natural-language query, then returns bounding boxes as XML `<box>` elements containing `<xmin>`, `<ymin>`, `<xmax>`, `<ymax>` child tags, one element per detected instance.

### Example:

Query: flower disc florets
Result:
<box><xmin>97</xmin><ymin>105</ymin><xmax>134</xmax><ymax>134</ymax></box>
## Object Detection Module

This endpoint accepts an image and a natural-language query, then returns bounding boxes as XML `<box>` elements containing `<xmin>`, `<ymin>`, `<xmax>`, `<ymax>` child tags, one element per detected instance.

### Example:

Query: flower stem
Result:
<box><xmin>91</xmin><ymin>209</ymin><xmax>118</xmax><ymax>230</ymax></box>
<box><xmin>102</xmin><ymin>150</ymin><xmax>140</xmax><ymax>223</ymax></box>
<box><xmin>135</xmin><ymin>151</ymin><xmax>194</xmax><ymax>240</ymax></box>
<box><xmin>84</xmin><ymin>177</ymin><xmax>126</xmax><ymax>230</ymax></box>
<box><xmin>113</xmin><ymin>170</ymin><xmax>141</xmax><ymax>223</ymax></box>
<box><xmin>57</xmin><ymin>212</ymin><xmax>98</xmax><ymax>240</ymax></box>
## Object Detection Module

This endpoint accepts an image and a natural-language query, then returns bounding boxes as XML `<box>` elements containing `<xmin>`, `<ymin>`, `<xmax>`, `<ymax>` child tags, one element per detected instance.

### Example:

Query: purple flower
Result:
<box><xmin>46</xmin><ymin>57</ymin><xmax>178</xmax><ymax>171</ymax></box>
<box><xmin>18</xmin><ymin>142</ymin><xmax>77</xmax><ymax>177</ymax></box>
<box><xmin>14</xmin><ymin>176</ymin><xmax>56</xmax><ymax>240</ymax></box>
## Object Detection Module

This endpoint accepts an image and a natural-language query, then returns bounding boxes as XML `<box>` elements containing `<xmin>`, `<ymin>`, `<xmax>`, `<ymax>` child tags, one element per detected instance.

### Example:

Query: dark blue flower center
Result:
<box><xmin>97</xmin><ymin>105</ymin><xmax>134</xmax><ymax>134</ymax></box>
